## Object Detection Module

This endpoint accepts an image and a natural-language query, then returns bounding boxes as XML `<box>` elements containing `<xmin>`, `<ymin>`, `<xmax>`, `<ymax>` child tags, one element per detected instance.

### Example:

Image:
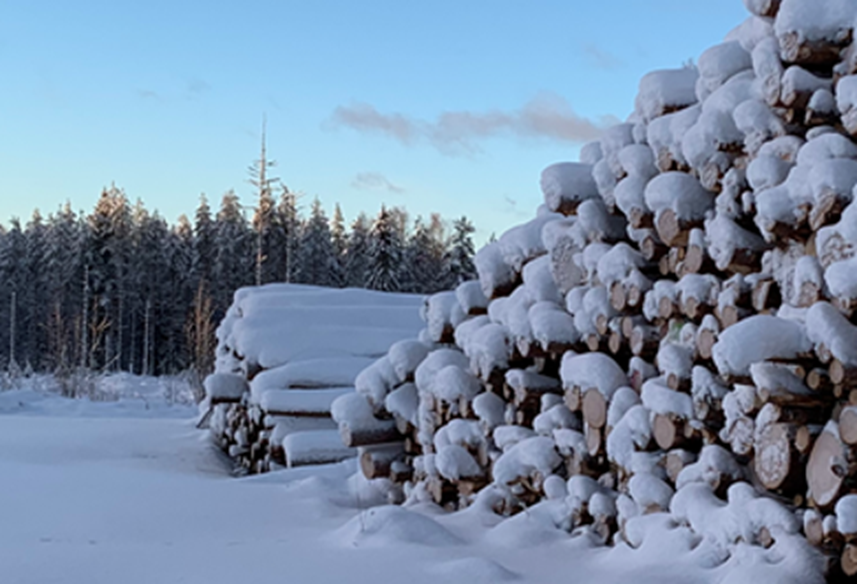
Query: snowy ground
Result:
<box><xmin>0</xmin><ymin>378</ymin><xmax>788</xmax><ymax>584</ymax></box>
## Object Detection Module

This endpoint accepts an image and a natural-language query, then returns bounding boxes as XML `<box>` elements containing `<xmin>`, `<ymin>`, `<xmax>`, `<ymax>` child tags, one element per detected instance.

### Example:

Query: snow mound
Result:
<box><xmin>336</xmin><ymin>506</ymin><xmax>463</xmax><ymax>548</ymax></box>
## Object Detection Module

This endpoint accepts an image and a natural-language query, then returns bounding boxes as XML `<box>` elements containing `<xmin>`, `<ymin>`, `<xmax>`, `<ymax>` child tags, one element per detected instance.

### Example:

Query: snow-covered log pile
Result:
<box><xmin>337</xmin><ymin>2</ymin><xmax>857</xmax><ymax>580</ymax></box>
<box><xmin>200</xmin><ymin>284</ymin><xmax>423</xmax><ymax>473</ymax></box>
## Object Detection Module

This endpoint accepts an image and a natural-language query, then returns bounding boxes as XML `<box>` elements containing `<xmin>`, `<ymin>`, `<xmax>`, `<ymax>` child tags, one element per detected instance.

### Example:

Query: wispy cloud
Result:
<box><xmin>351</xmin><ymin>172</ymin><xmax>406</xmax><ymax>194</ymax></box>
<box><xmin>187</xmin><ymin>78</ymin><xmax>211</xmax><ymax>94</ymax></box>
<box><xmin>329</xmin><ymin>93</ymin><xmax>617</xmax><ymax>156</ymax></box>
<box><xmin>332</xmin><ymin>103</ymin><xmax>420</xmax><ymax>145</ymax></box>
<box><xmin>582</xmin><ymin>44</ymin><xmax>623</xmax><ymax>70</ymax></box>
<box><xmin>136</xmin><ymin>88</ymin><xmax>160</xmax><ymax>100</ymax></box>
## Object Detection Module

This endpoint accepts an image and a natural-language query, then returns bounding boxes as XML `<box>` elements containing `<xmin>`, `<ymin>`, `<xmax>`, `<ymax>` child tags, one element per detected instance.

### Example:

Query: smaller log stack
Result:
<box><xmin>334</xmin><ymin>2</ymin><xmax>857</xmax><ymax>580</ymax></box>
<box><xmin>200</xmin><ymin>284</ymin><xmax>423</xmax><ymax>474</ymax></box>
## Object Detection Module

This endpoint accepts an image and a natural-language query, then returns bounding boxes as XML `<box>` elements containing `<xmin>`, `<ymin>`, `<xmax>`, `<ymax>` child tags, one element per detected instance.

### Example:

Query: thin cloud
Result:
<box><xmin>136</xmin><ymin>89</ymin><xmax>160</xmax><ymax>100</ymax></box>
<box><xmin>329</xmin><ymin>93</ymin><xmax>617</xmax><ymax>156</ymax></box>
<box><xmin>187</xmin><ymin>78</ymin><xmax>211</xmax><ymax>94</ymax></box>
<box><xmin>582</xmin><ymin>43</ymin><xmax>624</xmax><ymax>70</ymax></box>
<box><xmin>351</xmin><ymin>172</ymin><xmax>406</xmax><ymax>195</ymax></box>
<box><xmin>331</xmin><ymin>103</ymin><xmax>419</xmax><ymax>145</ymax></box>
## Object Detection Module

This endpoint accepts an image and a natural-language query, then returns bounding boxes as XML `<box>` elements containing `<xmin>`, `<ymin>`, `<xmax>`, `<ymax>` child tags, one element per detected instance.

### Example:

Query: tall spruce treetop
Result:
<box><xmin>444</xmin><ymin>216</ymin><xmax>477</xmax><ymax>287</ymax></box>
<box><xmin>365</xmin><ymin>206</ymin><xmax>405</xmax><ymax>292</ymax></box>
<box><xmin>295</xmin><ymin>198</ymin><xmax>336</xmax><ymax>287</ymax></box>
<box><xmin>329</xmin><ymin>203</ymin><xmax>347</xmax><ymax>288</ymax></box>
<box><xmin>271</xmin><ymin>186</ymin><xmax>299</xmax><ymax>283</ymax></box>
<box><xmin>192</xmin><ymin>194</ymin><xmax>215</xmax><ymax>291</ymax></box>
<box><xmin>345</xmin><ymin>213</ymin><xmax>370</xmax><ymax>289</ymax></box>
<box><xmin>213</xmin><ymin>190</ymin><xmax>253</xmax><ymax>313</ymax></box>
<box><xmin>406</xmin><ymin>217</ymin><xmax>446</xmax><ymax>294</ymax></box>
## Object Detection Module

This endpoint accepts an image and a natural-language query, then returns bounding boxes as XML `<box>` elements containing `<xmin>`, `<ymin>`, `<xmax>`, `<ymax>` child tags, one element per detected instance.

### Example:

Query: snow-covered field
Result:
<box><xmin>0</xmin><ymin>378</ymin><xmax>809</xmax><ymax>584</ymax></box>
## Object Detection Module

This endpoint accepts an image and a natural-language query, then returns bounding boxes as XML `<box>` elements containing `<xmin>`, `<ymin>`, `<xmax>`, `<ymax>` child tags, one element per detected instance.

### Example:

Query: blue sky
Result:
<box><xmin>0</xmin><ymin>1</ymin><xmax>748</xmax><ymax>242</ymax></box>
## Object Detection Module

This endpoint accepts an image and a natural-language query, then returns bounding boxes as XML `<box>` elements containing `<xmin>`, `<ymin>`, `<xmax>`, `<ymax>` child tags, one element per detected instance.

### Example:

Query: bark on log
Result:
<box><xmin>340</xmin><ymin>420</ymin><xmax>401</xmax><ymax>448</ymax></box>
<box><xmin>360</xmin><ymin>443</ymin><xmax>406</xmax><ymax>479</ymax></box>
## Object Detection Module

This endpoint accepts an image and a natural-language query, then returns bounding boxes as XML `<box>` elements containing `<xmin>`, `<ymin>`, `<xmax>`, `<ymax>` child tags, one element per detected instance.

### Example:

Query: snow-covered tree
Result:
<box><xmin>365</xmin><ymin>206</ymin><xmax>405</xmax><ymax>292</ymax></box>
<box><xmin>443</xmin><ymin>216</ymin><xmax>477</xmax><ymax>287</ymax></box>
<box><xmin>296</xmin><ymin>198</ymin><xmax>337</xmax><ymax>287</ymax></box>
<box><xmin>344</xmin><ymin>213</ymin><xmax>371</xmax><ymax>288</ymax></box>
<box><xmin>405</xmin><ymin>216</ymin><xmax>446</xmax><ymax>294</ymax></box>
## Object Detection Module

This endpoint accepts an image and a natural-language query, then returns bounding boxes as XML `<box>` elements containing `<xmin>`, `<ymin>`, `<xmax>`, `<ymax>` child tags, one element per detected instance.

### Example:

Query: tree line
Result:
<box><xmin>0</xmin><ymin>183</ymin><xmax>476</xmax><ymax>381</ymax></box>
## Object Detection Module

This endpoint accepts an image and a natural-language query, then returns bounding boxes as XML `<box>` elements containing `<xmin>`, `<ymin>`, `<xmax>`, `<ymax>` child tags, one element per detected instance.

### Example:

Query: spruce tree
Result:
<box><xmin>296</xmin><ymin>198</ymin><xmax>336</xmax><ymax>287</ymax></box>
<box><xmin>365</xmin><ymin>206</ymin><xmax>404</xmax><ymax>292</ymax></box>
<box><xmin>406</xmin><ymin>218</ymin><xmax>446</xmax><ymax>294</ymax></box>
<box><xmin>344</xmin><ymin>213</ymin><xmax>370</xmax><ymax>288</ymax></box>
<box><xmin>329</xmin><ymin>204</ymin><xmax>347</xmax><ymax>288</ymax></box>
<box><xmin>213</xmin><ymin>190</ymin><xmax>253</xmax><ymax>314</ymax></box>
<box><xmin>444</xmin><ymin>216</ymin><xmax>477</xmax><ymax>287</ymax></box>
<box><xmin>192</xmin><ymin>194</ymin><xmax>215</xmax><ymax>292</ymax></box>
<box><xmin>271</xmin><ymin>186</ymin><xmax>299</xmax><ymax>283</ymax></box>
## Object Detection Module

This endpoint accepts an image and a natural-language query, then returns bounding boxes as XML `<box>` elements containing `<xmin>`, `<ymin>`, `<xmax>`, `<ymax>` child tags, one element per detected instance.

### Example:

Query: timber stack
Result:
<box><xmin>331</xmin><ymin>1</ymin><xmax>857</xmax><ymax>581</ymax></box>
<box><xmin>201</xmin><ymin>284</ymin><xmax>423</xmax><ymax>474</ymax></box>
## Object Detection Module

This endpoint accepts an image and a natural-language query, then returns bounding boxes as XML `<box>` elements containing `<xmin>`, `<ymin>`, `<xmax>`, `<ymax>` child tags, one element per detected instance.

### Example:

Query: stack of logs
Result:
<box><xmin>332</xmin><ymin>1</ymin><xmax>857</xmax><ymax>580</ymax></box>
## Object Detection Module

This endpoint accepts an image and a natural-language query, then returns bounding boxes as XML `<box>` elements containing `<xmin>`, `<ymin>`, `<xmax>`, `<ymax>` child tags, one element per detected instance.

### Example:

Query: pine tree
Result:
<box><xmin>365</xmin><ymin>206</ymin><xmax>404</xmax><ymax>292</ymax></box>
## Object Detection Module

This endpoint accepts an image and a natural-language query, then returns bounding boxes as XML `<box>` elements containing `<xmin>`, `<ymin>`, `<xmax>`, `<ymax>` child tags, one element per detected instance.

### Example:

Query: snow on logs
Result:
<box><xmin>200</xmin><ymin>2</ymin><xmax>857</xmax><ymax>580</ymax></box>
<box><xmin>202</xmin><ymin>285</ymin><xmax>423</xmax><ymax>474</ymax></box>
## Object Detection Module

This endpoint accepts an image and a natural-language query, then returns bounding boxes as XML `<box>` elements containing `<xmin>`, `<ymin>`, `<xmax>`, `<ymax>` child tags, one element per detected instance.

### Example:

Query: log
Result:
<box><xmin>804</xmin><ymin>509</ymin><xmax>825</xmax><ymax>547</ymax></box>
<box><xmin>843</xmin><ymin>543</ymin><xmax>857</xmax><ymax>577</ymax></box>
<box><xmin>608</xmin><ymin>330</ymin><xmax>624</xmax><ymax>355</ymax></box>
<box><xmin>622</xmin><ymin>316</ymin><xmax>646</xmax><ymax>340</ymax></box>
<box><xmin>360</xmin><ymin>443</ymin><xmax>406</xmax><ymax>479</ymax></box>
<box><xmin>681</xmin><ymin>228</ymin><xmax>708</xmax><ymax>275</ymax></box>
<box><xmin>830</xmin><ymin>360</ymin><xmax>857</xmax><ymax>389</ymax></box>
<box><xmin>656</xmin><ymin>208</ymin><xmax>694</xmax><ymax>247</ymax></box>
<box><xmin>840</xmin><ymin>407</ymin><xmax>857</xmax><ymax>446</ymax></box>
<box><xmin>807</xmin><ymin>423</ymin><xmax>849</xmax><ymax>509</ymax></box>
<box><xmin>807</xmin><ymin>368</ymin><xmax>834</xmax><ymax>393</ymax></box>
<box><xmin>664</xmin><ymin>449</ymin><xmax>696</xmax><ymax>484</ymax></box>
<box><xmin>639</xmin><ymin>233</ymin><xmax>668</xmax><ymax>262</ymax></box>
<box><xmin>340</xmin><ymin>420</ymin><xmax>401</xmax><ymax>448</ymax></box>
<box><xmin>585</xmin><ymin>333</ymin><xmax>603</xmax><ymax>353</ymax></box>
<box><xmin>752</xmin><ymin>278</ymin><xmax>781</xmax><ymax>313</ymax></box>
<box><xmin>610</xmin><ymin>281</ymin><xmax>627</xmax><ymax>312</ymax></box>
<box><xmin>755</xmin><ymin>422</ymin><xmax>804</xmax><ymax>494</ymax></box>
<box><xmin>653</xmin><ymin>413</ymin><xmax>690</xmax><ymax>451</ymax></box>
<box><xmin>681</xmin><ymin>295</ymin><xmax>712</xmax><ymax>322</ymax></box>
<box><xmin>565</xmin><ymin>386</ymin><xmax>583</xmax><ymax>412</ymax></box>
<box><xmin>745</xmin><ymin>0</ymin><xmax>780</xmax><ymax>18</ymax></box>
<box><xmin>629</xmin><ymin>207</ymin><xmax>653</xmax><ymax>230</ymax></box>
<box><xmin>778</xmin><ymin>31</ymin><xmax>850</xmax><ymax>66</ymax></box>
<box><xmin>796</xmin><ymin>424</ymin><xmax>821</xmax><ymax>456</ymax></box>
<box><xmin>697</xmin><ymin>327</ymin><xmax>717</xmax><ymax>361</ymax></box>
<box><xmin>586</xmin><ymin>424</ymin><xmax>603</xmax><ymax>457</ymax></box>
<box><xmin>658</xmin><ymin>295</ymin><xmax>677</xmax><ymax>320</ymax></box>
<box><xmin>582</xmin><ymin>389</ymin><xmax>608</xmax><ymax>430</ymax></box>
<box><xmin>630</xmin><ymin>325</ymin><xmax>660</xmax><ymax>359</ymax></box>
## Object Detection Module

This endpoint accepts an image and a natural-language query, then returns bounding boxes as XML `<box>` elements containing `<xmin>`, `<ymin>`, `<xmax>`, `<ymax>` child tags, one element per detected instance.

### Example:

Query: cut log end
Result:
<box><xmin>582</xmin><ymin>389</ymin><xmax>608</xmax><ymax>430</ymax></box>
